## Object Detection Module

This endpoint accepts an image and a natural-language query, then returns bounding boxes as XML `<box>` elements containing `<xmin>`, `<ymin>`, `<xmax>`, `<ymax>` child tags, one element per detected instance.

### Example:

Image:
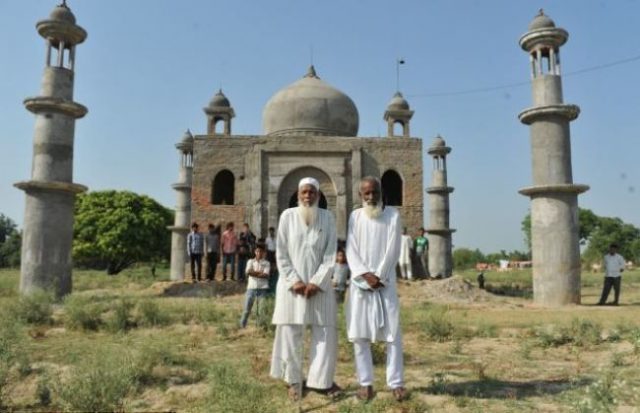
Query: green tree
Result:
<box><xmin>453</xmin><ymin>248</ymin><xmax>486</xmax><ymax>270</ymax></box>
<box><xmin>0</xmin><ymin>214</ymin><xmax>21</xmax><ymax>268</ymax></box>
<box><xmin>73</xmin><ymin>191</ymin><xmax>173</xmax><ymax>274</ymax></box>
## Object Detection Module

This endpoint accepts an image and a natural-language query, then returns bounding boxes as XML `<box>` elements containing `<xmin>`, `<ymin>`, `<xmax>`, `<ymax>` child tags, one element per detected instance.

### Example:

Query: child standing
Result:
<box><xmin>239</xmin><ymin>244</ymin><xmax>270</xmax><ymax>328</ymax></box>
<box><xmin>333</xmin><ymin>249</ymin><xmax>350</xmax><ymax>303</ymax></box>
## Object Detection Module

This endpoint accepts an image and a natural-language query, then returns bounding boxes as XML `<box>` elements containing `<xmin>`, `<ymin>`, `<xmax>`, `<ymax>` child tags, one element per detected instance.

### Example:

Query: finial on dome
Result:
<box><xmin>305</xmin><ymin>65</ymin><xmax>319</xmax><ymax>79</ymax></box>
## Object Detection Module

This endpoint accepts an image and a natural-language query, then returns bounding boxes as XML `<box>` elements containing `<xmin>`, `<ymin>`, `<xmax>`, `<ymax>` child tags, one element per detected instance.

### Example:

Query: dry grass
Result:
<box><xmin>0</xmin><ymin>267</ymin><xmax>639</xmax><ymax>412</ymax></box>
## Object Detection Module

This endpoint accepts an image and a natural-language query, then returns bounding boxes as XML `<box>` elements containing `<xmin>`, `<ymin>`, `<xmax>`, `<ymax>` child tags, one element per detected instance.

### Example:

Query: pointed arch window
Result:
<box><xmin>212</xmin><ymin>170</ymin><xmax>235</xmax><ymax>205</ymax></box>
<box><xmin>381</xmin><ymin>170</ymin><xmax>403</xmax><ymax>206</ymax></box>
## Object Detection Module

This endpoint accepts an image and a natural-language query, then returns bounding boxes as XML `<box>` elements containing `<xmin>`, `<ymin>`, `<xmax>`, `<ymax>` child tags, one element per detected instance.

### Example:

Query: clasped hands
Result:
<box><xmin>291</xmin><ymin>281</ymin><xmax>321</xmax><ymax>298</ymax></box>
<box><xmin>360</xmin><ymin>272</ymin><xmax>383</xmax><ymax>289</ymax></box>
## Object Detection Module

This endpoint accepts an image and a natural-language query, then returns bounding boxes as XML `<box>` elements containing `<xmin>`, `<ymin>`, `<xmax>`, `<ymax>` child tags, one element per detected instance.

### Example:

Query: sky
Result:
<box><xmin>0</xmin><ymin>0</ymin><xmax>638</xmax><ymax>254</ymax></box>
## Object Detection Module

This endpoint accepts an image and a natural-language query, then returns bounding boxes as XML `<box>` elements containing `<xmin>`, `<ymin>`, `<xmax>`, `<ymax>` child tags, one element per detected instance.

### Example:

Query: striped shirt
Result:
<box><xmin>272</xmin><ymin>207</ymin><xmax>337</xmax><ymax>326</ymax></box>
<box><xmin>187</xmin><ymin>231</ymin><xmax>204</xmax><ymax>255</ymax></box>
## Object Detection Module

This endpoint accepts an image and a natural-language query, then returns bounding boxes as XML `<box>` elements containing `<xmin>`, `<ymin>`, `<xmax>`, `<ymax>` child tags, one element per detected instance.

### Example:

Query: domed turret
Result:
<box><xmin>50</xmin><ymin>2</ymin><xmax>76</xmax><ymax>24</ymax></box>
<box><xmin>204</xmin><ymin>89</ymin><xmax>235</xmax><ymax>135</ymax></box>
<box><xmin>528</xmin><ymin>9</ymin><xmax>555</xmax><ymax>31</ymax></box>
<box><xmin>262</xmin><ymin>66</ymin><xmax>359</xmax><ymax>137</ymax></box>
<box><xmin>209</xmin><ymin>89</ymin><xmax>231</xmax><ymax>108</ymax></box>
<box><xmin>383</xmin><ymin>91</ymin><xmax>414</xmax><ymax>137</ymax></box>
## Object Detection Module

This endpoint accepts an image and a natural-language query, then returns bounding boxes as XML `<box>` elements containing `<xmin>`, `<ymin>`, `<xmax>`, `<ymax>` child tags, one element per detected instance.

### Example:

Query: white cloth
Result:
<box><xmin>272</xmin><ymin>207</ymin><xmax>337</xmax><ymax>326</ymax></box>
<box><xmin>346</xmin><ymin>207</ymin><xmax>402</xmax><ymax>343</ymax></box>
<box><xmin>399</xmin><ymin>234</ymin><xmax>412</xmax><ymax>265</ymax></box>
<box><xmin>266</xmin><ymin>235</ymin><xmax>276</xmax><ymax>252</ymax></box>
<box><xmin>604</xmin><ymin>253</ymin><xmax>626</xmax><ymax>278</ymax></box>
<box><xmin>270</xmin><ymin>324</ymin><xmax>337</xmax><ymax>389</ymax></box>
<box><xmin>246</xmin><ymin>258</ymin><xmax>270</xmax><ymax>289</ymax></box>
<box><xmin>353</xmin><ymin>331</ymin><xmax>404</xmax><ymax>389</ymax></box>
<box><xmin>298</xmin><ymin>177</ymin><xmax>320</xmax><ymax>190</ymax></box>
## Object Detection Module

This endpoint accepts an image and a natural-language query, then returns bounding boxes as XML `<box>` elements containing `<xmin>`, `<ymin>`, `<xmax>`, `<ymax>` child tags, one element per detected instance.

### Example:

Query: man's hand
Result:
<box><xmin>361</xmin><ymin>272</ymin><xmax>383</xmax><ymax>289</ymax></box>
<box><xmin>305</xmin><ymin>283</ymin><xmax>321</xmax><ymax>298</ymax></box>
<box><xmin>291</xmin><ymin>281</ymin><xmax>307</xmax><ymax>295</ymax></box>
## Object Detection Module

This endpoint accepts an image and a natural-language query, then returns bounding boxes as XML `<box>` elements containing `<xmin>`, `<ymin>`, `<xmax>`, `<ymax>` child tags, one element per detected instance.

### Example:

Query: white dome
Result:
<box><xmin>262</xmin><ymin>66</ymin><xmax>359</xmax><ymax>137</ymax></box>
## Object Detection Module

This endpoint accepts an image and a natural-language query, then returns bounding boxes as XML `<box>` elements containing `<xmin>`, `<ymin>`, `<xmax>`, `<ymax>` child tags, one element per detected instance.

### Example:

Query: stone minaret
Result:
<box><xmin>14</xmin><ymin>2</ymin><xmax>88</xmax><ymax>298</ymax></box>
<box><xmin>383</xmin><ymin>92</ymin><xmax>414</xmax><ymax>137</ymax></box>
<box><xmin>518</xmin><ymin>10</ymin><xmax>589</xmax><ymax>306</ymax></box>
<box><xmin>168</xmin><ymin>130</ymin><xmax>194</xmax><ymax>281</ymax></box>
<box><xmin>425</xmin><ymin>136</ymin><xmax>455</xmax><ymax>278</ymax></box>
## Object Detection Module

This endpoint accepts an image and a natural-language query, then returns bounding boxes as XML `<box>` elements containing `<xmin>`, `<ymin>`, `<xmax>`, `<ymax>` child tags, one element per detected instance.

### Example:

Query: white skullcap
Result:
<box><xmin>298</xmin><ymin>177</ymin><xmax>320</xmax><ymax>190</ymax></box>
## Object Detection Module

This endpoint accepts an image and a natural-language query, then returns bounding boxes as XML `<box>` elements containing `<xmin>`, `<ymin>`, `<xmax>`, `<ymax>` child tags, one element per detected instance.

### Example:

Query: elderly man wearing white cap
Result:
<box><xmin>270</xmin><ymin>177</ymin><xmax>340</xmax><ymax>401</ymax></box>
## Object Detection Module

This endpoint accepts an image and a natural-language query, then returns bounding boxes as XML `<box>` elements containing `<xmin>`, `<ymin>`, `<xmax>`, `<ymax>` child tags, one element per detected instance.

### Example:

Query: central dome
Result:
<box><xmin>263</xmin><ymin>66</ymin><xmax>359</xmax><ymax>137</ymax></box>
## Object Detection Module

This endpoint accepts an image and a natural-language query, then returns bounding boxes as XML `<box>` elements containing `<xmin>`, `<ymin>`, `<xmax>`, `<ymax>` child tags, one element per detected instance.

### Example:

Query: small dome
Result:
<box><xmin>49</xmin><ymin>3</ymin><xmax>76</xmax><ymax>24</ymax></box>
<box><xmin>431</xmin><ymin>135</ymin><xmax>446</xmax><ymax>147</ymax></box>
<box><xmin>262</xmin><ymin>66</ymin><xmax>359</xmax><ymax>137</ymax></box>
<box><xmin>528</xmin><ymin>9</ymin><xmax>555</xmax><ymax>31</ymax></box>
<box><xmin>387</xmin><ymin>92</ymin><xmax>410</xmax><ymax>110</ymax></box>
<box><xmin>181</xmin><ymin>129</ymin><xmax>194</xmax><ymax>142</ymax></box>
<box><xmin>209</xmin><ymin>89</ymin><xmax>231</xmax><ymax>108</ymax></box>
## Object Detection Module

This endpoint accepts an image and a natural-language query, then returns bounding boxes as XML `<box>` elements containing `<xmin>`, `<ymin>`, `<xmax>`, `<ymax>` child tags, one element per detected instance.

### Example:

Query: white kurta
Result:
<box><xmin>272</xmin><ymin>207</ymin><xmax>337</xmax><ymax>326</ymax></box>
<box><xmin>399</xmin><ymin>234</ymin><xmax>412</xmax><ymax>265</ymax></box>
<box><xmin>346</xmin><ymin>207</ymin><xmax>402</xmax><ymax>343</ymax></box>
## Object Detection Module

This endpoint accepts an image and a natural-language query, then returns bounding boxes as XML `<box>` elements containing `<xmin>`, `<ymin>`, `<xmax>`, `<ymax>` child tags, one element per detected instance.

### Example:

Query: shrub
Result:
<box><xmin>55</xmin><ymin>351</ymin><xmax>135</xmax><ymax>412</ymax></box>
<box><xmin>105</xmin><ymin>298</ymin><xmax>135</xmax><ymax>333</ymax></box>
<box><xmin>10</xmin><ymin>291</ymin><xmax>54</xmax><ymax>325</ymax></box>
<box><xmin>254</xmin><ymin>296</ymin><xmax>275</xmax><ymax>336</ymax></box>
<box><xmin>533</xmin><ymin>319</ymin><xmax>603</xmax><ymax>348</ymax></box>
<box><xmin>63</xmin><ymin>295</ymin><xmax>104</xmax><ymax>331</ymax></box>
<box><xmin>0</xmin><ymin>317</ymin><xmax>29</xmax><ymax>405</ymax></box>
<box><xmin>134</xmin><ymin>299</ymin><xmax>170</xmax><ymax>327</ymax></box>
<box><xmin>423</xmin><ymin>306</ymin><xmax>455</xmax><ymax>342</ymax></box>
<box><xmin>203</xmin><ymin>363</ymin><xmax>277</xmax><ymax>413</ymax></box>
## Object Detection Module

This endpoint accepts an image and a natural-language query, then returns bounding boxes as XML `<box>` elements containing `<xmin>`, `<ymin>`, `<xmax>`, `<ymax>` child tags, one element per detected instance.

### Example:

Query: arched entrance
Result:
<box><xmin>277</xmin><ymin>166</ymin><xmax>336</xmax><ymax>216</ymax></box>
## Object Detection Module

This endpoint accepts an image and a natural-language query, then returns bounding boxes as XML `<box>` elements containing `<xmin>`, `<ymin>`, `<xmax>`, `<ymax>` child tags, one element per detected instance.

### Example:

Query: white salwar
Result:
<box><xmin>270</xmin><ymin>207</ymin><xmax>338</xmax><ymax>389</ymax></box>
<box><xmin>346</xmin><ymin>206</ymin><xmax>405</xmax><ymax>389</ymax></box>
<box><xmin>399</xmin><ymin>234</ymin><xmax>413</xmax><ymax>280</ymax></box>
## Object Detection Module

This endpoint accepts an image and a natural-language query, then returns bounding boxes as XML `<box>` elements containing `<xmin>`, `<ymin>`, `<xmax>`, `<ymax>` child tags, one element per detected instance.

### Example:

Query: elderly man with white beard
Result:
<box><xmin>346</xmin><ymin>176</ymin><xmax>407</xmax><ymax>402</ymax></box>
<box><xmin>270</xmin><ymin>177</ymin><xmax>341</xmax><ymax>401</ymax></box>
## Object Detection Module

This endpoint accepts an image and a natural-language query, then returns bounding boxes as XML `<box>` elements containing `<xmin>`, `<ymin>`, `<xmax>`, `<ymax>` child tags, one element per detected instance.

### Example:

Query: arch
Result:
<box><xmin>393</xmin><ymin>120</ymin><xmax>405</xmax><ymax>137</ymax></box>
<box><xmin>381</xmin><ymin>169</ymin><xmax>403</xmax><ymax>206</ymax></box>
<box><xmin>211</xmin><ymin>169</ymin><xmax>235</xmax><ymax>205</ymax></box>
<box><xmin>277</xmin><ymin>166</ymin><xmax>337</xmax><ymax>216</ymax></box>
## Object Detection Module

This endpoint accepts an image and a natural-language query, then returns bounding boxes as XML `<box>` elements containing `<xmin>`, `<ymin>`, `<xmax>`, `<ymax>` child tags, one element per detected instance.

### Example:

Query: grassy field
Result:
<box><xmin>0</xmin><ymin>266</ymin><xmax>639</xmax><ymax>412</ymax></box>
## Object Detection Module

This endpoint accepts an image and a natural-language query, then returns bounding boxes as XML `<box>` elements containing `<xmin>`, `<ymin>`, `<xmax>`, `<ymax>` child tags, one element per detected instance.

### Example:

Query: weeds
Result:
<box><xmin>134</xmin><ymin>299</ymin><xmax>170</xmax><ymax>327</ymax></box>
<box><xmin>532</xmin><ymin>319</ymin><xmax>603</xmax><ymax>348</ymax></box>
<box><xmin>0</xmin><ymin>317</ymin><xmax>29</xmax><ymax>404</ymax></box>
<box><xmin>9</xmin><ymin>291</ymin><xmax>54</xmax><ymax>325</ymax></box>
<box><xmin>105</xmin><ymin>298</ymin><xmax>135</xmax><ymax>333</ymax></box>
<box><xmin>63</xmin><ymin>295</ymin><xmax>104</xmax><ymax>331</ymax></box>
<box><xmin>423</xmin><ymin>306</ymin><xmax>455</xmax><ymax>342</ymax></box>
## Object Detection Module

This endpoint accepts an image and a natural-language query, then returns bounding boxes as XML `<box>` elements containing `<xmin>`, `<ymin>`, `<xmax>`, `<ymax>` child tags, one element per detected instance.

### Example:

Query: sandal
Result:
<box><xmin>325</xmin><ymin>382</ymin><xmax>343</xmax><ymax>399</ymax></box>
<box><xmin>392</xmin><ymin>386</ymin><xmax>407</xmax><ymax>402</ymax></box>
<box><xmin>356</xmin><ymin>385</ymin><xmax>375</xmax><ymax>401</ymax></box>
<box><xmin>288</xmin><ymin>384</ymin><xmax>302</xmax><ymax>402</ymax></box>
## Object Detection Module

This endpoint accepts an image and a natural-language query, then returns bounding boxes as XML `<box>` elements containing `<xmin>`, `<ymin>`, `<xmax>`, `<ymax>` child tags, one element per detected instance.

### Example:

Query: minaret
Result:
<box><xmin>14</xmin><ymin>1</ymin><xmax>88</xmax><ymax>298</ymax></box>
<box><xmin>425</xmin><ymin>136</ymin><xmax>455</xmax><ymax>278</ymax></box>
<box><xmin>204</xmin><ymin>89</ymin><xmax>235</xmax><ymax>135</ymax></box>
<box><xmin>168</xmin><ymin>130</ymin><xmax>194</xmax><ymax>281</ymax></box>
<box><xmin>383</xmin><ymin>92</ymin><xmax>414</xmax><ymax>137</ymax></box>
<box><xmin>518</xmin><ymin>11</ymin><xmax>589</xmax><ymax>306</ymax></box>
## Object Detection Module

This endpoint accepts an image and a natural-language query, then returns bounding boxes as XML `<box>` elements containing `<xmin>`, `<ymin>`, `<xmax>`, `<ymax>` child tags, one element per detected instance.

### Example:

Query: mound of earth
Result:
<box><xmin>420</xmin><ymin>275</ymin><xmax>491</xmax><ymax>303</ymax></box>
<box><xmin>151</xmin><ymin>281</ymin><xmax>246</xmax><ymax>298</ymax></box>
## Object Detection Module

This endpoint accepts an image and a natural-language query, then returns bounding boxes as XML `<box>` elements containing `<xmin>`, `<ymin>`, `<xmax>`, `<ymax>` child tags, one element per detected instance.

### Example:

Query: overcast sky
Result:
<box><xmin>1</xmin><ymin>0</ymin><xmax>638</xmax><ymax>253</ymax></box>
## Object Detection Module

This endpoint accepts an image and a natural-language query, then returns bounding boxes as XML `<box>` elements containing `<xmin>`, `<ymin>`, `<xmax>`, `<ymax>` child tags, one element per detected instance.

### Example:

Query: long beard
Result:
<box><xmin>298</xmin><ymin>201</ymin><xmax>319</xmax><ymax>225</ymax></box>
<box><xmin>363</xmin><ymin>201</ymin><xmax>383</xmax><ymax>219</ymax></box>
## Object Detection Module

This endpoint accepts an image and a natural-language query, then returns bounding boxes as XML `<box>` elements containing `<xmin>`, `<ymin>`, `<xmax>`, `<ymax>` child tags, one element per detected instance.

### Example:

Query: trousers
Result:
<box><xmin>353</xmin><ymin>331</ymin><xmax>404</xmax><ymax>389</ymax></box>
<box><xmin>271</xmin><ymin>324</ymin><xmax>337</xmax><ymax>389</ymax></box>
<box><xmin>599</xmin><ymin>276</ymin><xmax>621</xmax><ymax>304</ymax></box>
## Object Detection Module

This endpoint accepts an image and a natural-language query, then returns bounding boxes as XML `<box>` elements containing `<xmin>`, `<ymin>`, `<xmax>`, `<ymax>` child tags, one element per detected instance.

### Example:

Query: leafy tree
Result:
<box><xmin>73</xmin><ymin>191</ymin><xmax>173</xmax><ymax>274</ymax></box>
<box><xmin>522</xmin><ymin>208</ymin><xmax>640</xmax><ymax>264</ymax></box>
<box><xmin>453</xmin><ymin>248</ymin><xmax>486</xmax><ymax>269</ymax></box>
<box><xmin>0</xmin><ymin>214</ymin><xmax>20</xmax><ymax>268</ymax></box>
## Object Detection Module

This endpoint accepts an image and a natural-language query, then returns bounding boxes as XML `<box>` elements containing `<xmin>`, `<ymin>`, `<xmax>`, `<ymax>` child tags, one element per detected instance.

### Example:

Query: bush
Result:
<box><xmin>255</xmin><ymin>296</ymin><xmax>275</xmax><ymax>336</ymax></box>
<box><xmin>134</xmin><ymin>299</ymin><xmax>170</xmax><ymax>327</ymax></box>
<box><xmin>532</xmin><ymin>319</ymin><xmax>603</xmax><ymax>348</ymax></box>
<box><xmin>105</xmin><ymin>298</ymin><xmax>135</xmax><ymax>333</ymax></box>
<box><xmin>423</xmin><ymin>306</ymin><xmax>455</xmax><ymax>342</ymax></box>
<box><xmin>131</xmin><ymin>344</ymin><xmax>205</xmax><ymax>387</ymax></box>
<box><xmin>55</xmin><ymin>351</ymin><xmax>135</xmax><ymax>412</ymax></box>
<box><xmin>10</xmin><ymin>291</ymin><xmax>54</xmax><ymax>325</ymax></box>
<box><xmin>63</xmin><ymin>295</ymin><xmax>104</xmax><ymax>331</ymax></box>
<box><xmin>203</xmin><ymin>362</ymin><xmax>277</xmax><ymax>413</ymax></box>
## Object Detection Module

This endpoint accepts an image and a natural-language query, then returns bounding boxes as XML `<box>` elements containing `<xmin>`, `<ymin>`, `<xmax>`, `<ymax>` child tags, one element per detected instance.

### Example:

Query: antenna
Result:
<box><xmin>310</xmin><ymin>44</ymin><xmax>314</xmax><ymax>66</ymax></box>
<box><xmin>396</xmin><ymin>58</ymin><xmax>405</xmax><ymax>92</ymax></box>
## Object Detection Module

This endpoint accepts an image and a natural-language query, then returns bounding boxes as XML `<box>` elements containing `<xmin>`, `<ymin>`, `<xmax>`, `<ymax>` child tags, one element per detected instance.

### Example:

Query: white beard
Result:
<box><xmin>298</xmin><ymin>202</ymin><xmax>319</xmax><ymax>225</ymax></box>
<box><xmin>363</xmin><ymin>202</ymin><xmax>383</xmax><ymax>219</ymax></box>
